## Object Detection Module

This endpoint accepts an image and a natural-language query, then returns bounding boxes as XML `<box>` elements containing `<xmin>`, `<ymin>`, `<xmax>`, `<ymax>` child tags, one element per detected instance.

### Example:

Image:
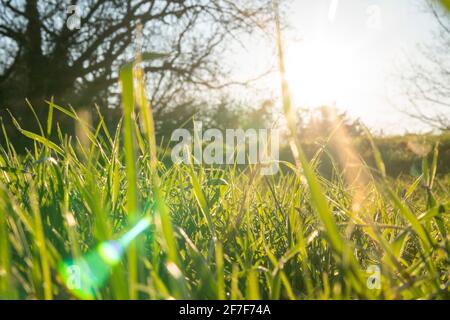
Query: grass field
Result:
<box><xmin>0</xmin><ymin>44</ymin><xmax>449</xmax><ymax>300</ymax></box>
<box><xmin>0</xmin><ymin>96</ymin><xmax>449</xmax><ymax>299</ymax></box>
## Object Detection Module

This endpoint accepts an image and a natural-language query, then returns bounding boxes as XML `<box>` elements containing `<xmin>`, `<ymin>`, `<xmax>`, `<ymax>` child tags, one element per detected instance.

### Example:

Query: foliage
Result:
<box><xmin>0</xmin><ymin>100</ymin><xmax>448</xmax><ymax>299</ymax></box>
<box><xmin>0</xmin><ymin>0</ymin><xmax>273</xmax><ymax>138</ymax></box>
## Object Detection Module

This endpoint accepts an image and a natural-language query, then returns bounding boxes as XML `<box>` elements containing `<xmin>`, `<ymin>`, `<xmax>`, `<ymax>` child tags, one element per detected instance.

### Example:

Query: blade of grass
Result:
<box><xmin>120</xmin><ymin>60</ymin><xmax>139</xmax><ymax>299</ymax></box>
<box><xmin>29</xmin><ymin>183</ymin><xmax>53</xmax><ymax>300</ymax></box>
<box><xmin>0</xmin><ymin>185</ymin><xmax>17</xmax><ymax>299</ymax></box>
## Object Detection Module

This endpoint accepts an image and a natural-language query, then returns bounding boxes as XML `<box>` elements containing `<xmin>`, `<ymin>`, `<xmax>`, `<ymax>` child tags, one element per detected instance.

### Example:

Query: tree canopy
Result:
<box><xmin>0</xmin><ymin>0</ymin><xmax>273</xmax><ymax>126</ymax></box>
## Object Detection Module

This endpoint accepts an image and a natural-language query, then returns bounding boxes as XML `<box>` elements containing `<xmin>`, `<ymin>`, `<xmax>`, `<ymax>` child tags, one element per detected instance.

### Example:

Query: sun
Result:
<box><xmin>285</xmin><ymin>38</ymin><xmax>365</xmax><ymax>109</ymax></box>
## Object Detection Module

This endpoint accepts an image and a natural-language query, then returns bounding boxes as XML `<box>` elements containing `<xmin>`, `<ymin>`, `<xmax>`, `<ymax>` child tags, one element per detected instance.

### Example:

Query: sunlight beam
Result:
<box><xmin>59</xmin><ymin>216</ymin><xmax>152</xmax><ymax>299</ymax></box>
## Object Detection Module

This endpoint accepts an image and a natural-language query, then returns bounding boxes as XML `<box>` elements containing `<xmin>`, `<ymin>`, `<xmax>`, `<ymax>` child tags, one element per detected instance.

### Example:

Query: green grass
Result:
<box><xmin>0</xmin><ymin>48</ymin><xmax>448</xmax><ymax>300</ymax></box>
<box><xmin>0</xmin><ymin>97</ymin><xmax>448</xmax><ymax>299</ymax></box>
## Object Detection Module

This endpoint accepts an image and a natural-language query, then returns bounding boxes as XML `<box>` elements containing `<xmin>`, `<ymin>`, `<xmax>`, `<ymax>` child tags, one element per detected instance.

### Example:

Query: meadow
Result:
<box><xmin>0</xmin><ymin>81</ymin><xmax>448</xmax><ymax>299</ymax></box>
<box><xmin>0</xmin><ymin>14</ymin><xmax>449</xmax><ymax>299</ymax></box>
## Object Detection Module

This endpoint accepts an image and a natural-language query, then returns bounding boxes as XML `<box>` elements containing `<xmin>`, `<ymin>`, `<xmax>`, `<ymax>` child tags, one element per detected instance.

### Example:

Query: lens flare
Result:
<box><xmin>98</xmin><ymin>241</ymin><xmax>123</xmax><ymax>264</ymax></box>
<box><xmin>119</xmin><ymin>217</ymin><xmax>151</xmax><ymax>247</ymax></box>
<box><xmin>59</xmin><ymin>216</ymin><xmax>151</xmax><ymax>299</ymax></box>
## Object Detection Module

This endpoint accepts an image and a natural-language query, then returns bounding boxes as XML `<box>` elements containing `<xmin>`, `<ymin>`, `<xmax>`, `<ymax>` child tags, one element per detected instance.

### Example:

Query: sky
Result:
<box><xmin>230</xmin><ymin>0</ymin><xmax>447</xmax><ymax>134</ymax></box>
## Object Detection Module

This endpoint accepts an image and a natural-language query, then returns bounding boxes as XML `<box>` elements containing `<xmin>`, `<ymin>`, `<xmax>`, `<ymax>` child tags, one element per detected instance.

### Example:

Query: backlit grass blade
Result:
<box><xmin>215</xmin><ymin>242</ymin><xmax>225</xmax><ymax>299</ymax></box>
<box><xmin>188</xmin><ymin>164</ymin><xmax>215</xmax><ymax>237</ymax></box>
<box><xmin>0</xmin><ymin>186</ymin><xmax>17</xmax><ymax>299</ymax></box>
<box><xmin>246</xmin><ymin>269</ymin><xmax>260</xmax><ymax>300</ymax></box>
<box><xmin>119</xmin><ymin>65</ymin><xmax>139</xmax><ymax>219</ymax></box>
<box><xmin>120</xmin><ymin>58</ymin><xmax>139</xmax><ymax>299</ymax></box>
<box><xmin>231</xmin><ymin>264</ymin><xmax>240</xmax><ymax>300</ymax></box>
<box><xmin>127</xmin><ymin>48</ymin><xmax>185</xmax><ymax>296</ymax></box>
<box><xmin>29</xmin><ymin>184</ymin><xmax>53</xmax><ymax>300</ymax></box>
<box><xmin>10</xmin><ymin>115</ymin><xmax>64</xmax><ymax>156</ymax></box>
<box><xmin>25</xmin><ymin>99</ymin><xmax>44</xmax><ymax>137</ymax></box>
<box><xmin>363</xmin><ymin>126</ymin><xmax>386</xmax><ymax>178</ymax></box>
<box><xmin>429</xmin><ymin>142</ymin><xmax>439</xmax><ymax>189</ymax></box>
<box><xmin>46</xmin><ymin>98</ymin><xmax>54</xmax><ymax>137</ymax></box>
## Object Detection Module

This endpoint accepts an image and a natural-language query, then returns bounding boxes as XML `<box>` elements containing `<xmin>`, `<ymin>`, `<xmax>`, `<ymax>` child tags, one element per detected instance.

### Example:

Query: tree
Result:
<box><xmin>401</xmin><ymin>0</ymin><xmax>450</xmax><ymax>130</ymax></box>
<box><xmin>0</xmin><ymin>0</ymin><xmax>273</xmax><ymax>133</ymax></box>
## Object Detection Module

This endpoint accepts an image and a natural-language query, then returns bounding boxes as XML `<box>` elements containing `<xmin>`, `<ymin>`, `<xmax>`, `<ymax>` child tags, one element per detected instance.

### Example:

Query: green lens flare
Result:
<box><xmin>59</xmin><ymin>217</ymin><xmax>151</xmax><ymax>299</ymax></box>
<box><xmin>98</xmin><ymin>241</ymin><xmax>123</xmax><ymax>264</ymax></box>
<box><xmin>119</xmin><ymin>217</ymin><xmax>151</xmax><ymax>247</ymax></box>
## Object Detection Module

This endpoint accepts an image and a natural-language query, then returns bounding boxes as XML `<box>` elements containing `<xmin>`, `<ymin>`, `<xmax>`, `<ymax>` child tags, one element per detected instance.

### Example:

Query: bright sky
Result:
<box><xmin>231</xmin><ymin>0</ymin><xmax>445</xmax><ymax>134</ymax></box>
